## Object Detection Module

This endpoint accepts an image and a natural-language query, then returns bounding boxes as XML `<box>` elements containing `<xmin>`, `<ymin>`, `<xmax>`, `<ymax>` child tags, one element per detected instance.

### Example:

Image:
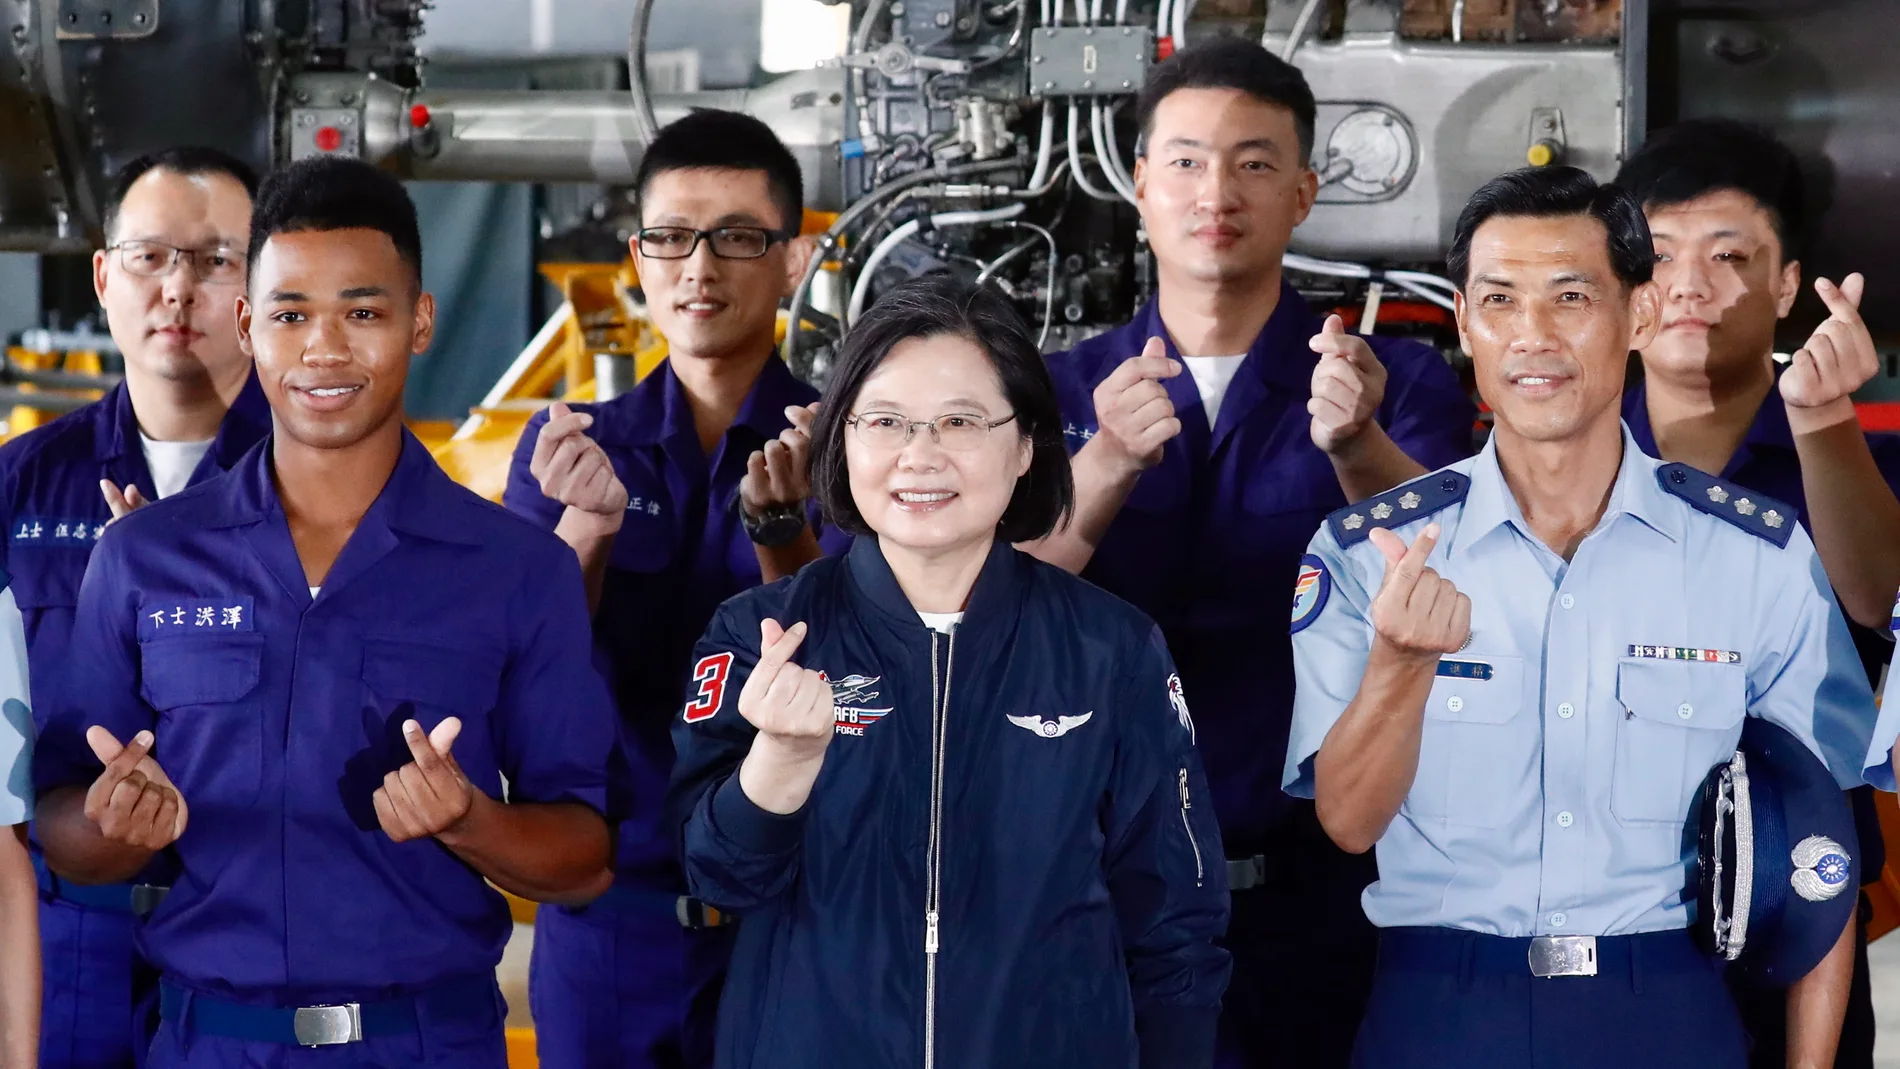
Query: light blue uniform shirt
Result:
<box><xmin>0</xmin><ymin>584</ymin><xmax>32</xmax><ymax>824</ymax></box>
<box><xmin>1285</xmin><ymin>426</ymin><xmax>1895</xmax><ymax>938</ymax></box>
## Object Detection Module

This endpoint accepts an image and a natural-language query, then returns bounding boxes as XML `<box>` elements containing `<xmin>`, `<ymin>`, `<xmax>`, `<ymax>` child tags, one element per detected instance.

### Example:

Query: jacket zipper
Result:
<box><xmin>923</xmin><ymin>630</ymin><xmax>956</xmax><ymax>1069</ymax></box>
<box><xmin>1179</xmin><ymin>767</ymin><xmax>1204</xmax><ymax>888</ymax></box>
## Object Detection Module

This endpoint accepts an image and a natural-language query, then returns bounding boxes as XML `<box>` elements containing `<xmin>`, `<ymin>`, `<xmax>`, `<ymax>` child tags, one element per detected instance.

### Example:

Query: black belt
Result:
<box><xmin>33</xmin><ymin>853</ymin><xmax>169</xmax><ymax>916</ymax></box>
<box><xmin>159</xmin><ymin>975</ymin><xmax>496</xmax><ymax>1046</ymax></box>
<box><xmin>591</xmin><ymin>882</ymin><xmax>734</xmax><ymax>929</ymax></box>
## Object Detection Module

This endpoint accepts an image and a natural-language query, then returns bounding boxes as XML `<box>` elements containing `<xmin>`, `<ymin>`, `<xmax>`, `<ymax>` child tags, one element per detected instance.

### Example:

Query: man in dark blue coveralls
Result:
<box><xmin>0</xmin><ymin>147</ymin><xmax>270</xmax><ymax>1069</ymax></box>
<box><xmin>31</xmin><ymin>155</ymin><xmax>618</xmax><ymax>1069</ymax></box>
<box><xmin>1028</xmin><ymin>40</ymin><xmax>1475</xmax><ymax>1068</ymax></box>
<box><xmin>1617</xmin><ymin>118</ymin><xmax>1900</xmax><ymax>1069</ymax></box>
<box><xmin>505</xmin><ymin>110</ymin><xmax>845</xmax><ymax>1069</ymax></box>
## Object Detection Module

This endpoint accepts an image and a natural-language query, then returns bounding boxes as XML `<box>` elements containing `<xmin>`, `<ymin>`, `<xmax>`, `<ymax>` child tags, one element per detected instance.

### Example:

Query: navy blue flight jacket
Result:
<box><xmin>670</xmin><ymin>537</ymin><xmax>1231</xmax><ymax>1069</ymax></box>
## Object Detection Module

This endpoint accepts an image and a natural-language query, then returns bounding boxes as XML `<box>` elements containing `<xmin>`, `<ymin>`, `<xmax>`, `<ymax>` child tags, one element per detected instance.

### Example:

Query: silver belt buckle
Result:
<box><xmin>1528</xmin><ymin>935</ymin><xmax>1598</xmax><ymax>978</ymax></box>
<box><xmin>292</xmin><ymin>1003</ymin><xmax>363</xmax><ymax>1046</ymax></box>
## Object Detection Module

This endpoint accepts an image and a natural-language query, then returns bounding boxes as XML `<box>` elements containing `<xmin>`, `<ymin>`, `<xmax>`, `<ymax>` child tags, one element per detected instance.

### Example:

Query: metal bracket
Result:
<box><xmin>54</xmin><ymin>0</ymin><xmax>158</xmax><ymax>40</ymax></box>
<box><xmin>1028</xmin><ymin>25</ymin><xmax>1152</xmax><ymax>98</ymax></box>
<box><xmin>829</xmin><ymin>43</ymin><xmax>971</xmax><ymax>78</ymax></box>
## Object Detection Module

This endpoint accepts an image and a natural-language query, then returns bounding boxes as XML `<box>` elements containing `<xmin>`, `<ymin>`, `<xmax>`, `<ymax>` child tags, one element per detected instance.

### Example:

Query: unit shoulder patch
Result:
<box><xmin>1326</xmin><ymin>470</ymin><xmax>1470</xmax><ymax>547</ymax></box>
<box><xmin>1655</xmin><ymin>463</ymin><xmax>1796</xmax><ymax>549</ymax></box>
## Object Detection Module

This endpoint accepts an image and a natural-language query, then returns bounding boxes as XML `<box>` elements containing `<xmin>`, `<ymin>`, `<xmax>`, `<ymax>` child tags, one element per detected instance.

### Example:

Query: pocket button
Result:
<box><xmin>1677</xmin><ymin>703</ymin><xmax>1694</xmax><ymax>720</ymax></box>
<box><xmin>1446</xmin><ymin>695</ymin><xmax>1464</xmax><ymax>713</ymax></box>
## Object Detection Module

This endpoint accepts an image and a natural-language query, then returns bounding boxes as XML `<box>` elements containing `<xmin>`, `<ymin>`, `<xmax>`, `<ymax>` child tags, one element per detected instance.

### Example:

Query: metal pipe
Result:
<box><xmin>402</xmin><ymin>72</ymin><xmax>845</xmax><ymax>184</ymax></box>
<box><xmin>628</xmin><ymin>0</ymin><xmax>662</xmax><ymax>146</ymax></box>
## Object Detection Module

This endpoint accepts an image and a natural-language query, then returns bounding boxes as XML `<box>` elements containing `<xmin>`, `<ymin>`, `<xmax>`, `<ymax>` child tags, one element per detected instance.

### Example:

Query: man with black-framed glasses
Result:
<box><xmin>503</xmin><ymin>108</ymin><xmax>847</xmax><ymax>1069</ymax></box>
<box><xmin>0</xmin><ymin>147</ymin><xmax>269</xmax><ymax>1069</ymax></box>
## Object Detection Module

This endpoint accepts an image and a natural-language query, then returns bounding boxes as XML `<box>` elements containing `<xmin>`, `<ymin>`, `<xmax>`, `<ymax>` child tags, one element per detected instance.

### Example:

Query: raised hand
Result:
<box><xmin>99</xmin><ymin>480</ymin><xmax>149</xmax><ymax>527</ymax></box>
<box><xmin>530</xmin><ymin>402</ymin><xmax>628</xmax><ymax>528</ymax></box>
<box><xmin>1366</xmin><ymin>523</ymin><xmax>1470</xmax><ymax>660</ymax></box>
<box><xmin>737</xmin><ymin>619</ymin><xmax>835</xmax><ymax>760</ymax></box>
<box><xmin>1090</xmin><ymin>337</ymin><xmax>1183</xmax><ymax>476</ymax></box>
<box><xmin>373</xmin><ymin>717</ymin><xmax>476</xmax><ymax>843</ymax></box>
<box><xmin>1781</xmin><ymin>274</ymin><xmax>1877</xmax><ymax>424</ymax></box>
<box><xmin>84</xmin><ymin>727</ymin><xmax>187</xmax><ymax>849</ymax></box>
<box><xmin>741</xmin><ymin>403</ymin><xmax>819</xmax><ymax>516</ymax></box>
<box><xmin>1308</xmin><ymin>313</ymin><xmax>1388</xmax><ymax>455</ymax></box>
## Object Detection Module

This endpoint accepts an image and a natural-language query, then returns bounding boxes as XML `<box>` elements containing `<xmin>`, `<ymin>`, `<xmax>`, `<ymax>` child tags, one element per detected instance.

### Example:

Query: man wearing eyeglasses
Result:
<box><xmin>503</xmin><ymin>109</ymin><xmax>846</xmax><ymax>1069</ymax></box>
<box><xmin>0</xmin><ymin>147</ymin><xmax>269</xmax><ymax>1069</ymax></box>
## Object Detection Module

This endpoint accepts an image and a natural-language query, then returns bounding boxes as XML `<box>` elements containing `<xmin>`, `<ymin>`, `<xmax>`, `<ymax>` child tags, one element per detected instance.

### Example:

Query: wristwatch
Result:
<box><xmin>741</xmin><ymin>501</ymin><xmax>809</xmax><ymax>548</ymax></box>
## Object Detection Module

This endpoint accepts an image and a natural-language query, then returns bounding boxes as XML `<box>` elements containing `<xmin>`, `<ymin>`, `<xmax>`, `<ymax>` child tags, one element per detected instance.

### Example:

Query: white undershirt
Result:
<box><xmin>310</xmin><ymin>588</ymin><xmax>321</xmax><ymax>599</ymax></box>
<box><xmin>1180</xmin><ymin>354</ymin><xmax>1248</xmax><ymax>429</ymax></box>
<box><xmin>138</xmin><ymin>433</ymin><xmax>213</xmax><ymax>500</ymax></box>
<box><xmin>917</xmin><ymin>611</ymin><xmax>964</xmax><ymax>634</ymax></box>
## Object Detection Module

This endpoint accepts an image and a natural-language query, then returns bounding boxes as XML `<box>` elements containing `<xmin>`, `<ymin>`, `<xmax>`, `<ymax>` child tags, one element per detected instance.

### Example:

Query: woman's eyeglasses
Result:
<box><xmin>845</xmin><ymin>412</ymin><xmax>1019</xmax><ymax>452</ymax></box>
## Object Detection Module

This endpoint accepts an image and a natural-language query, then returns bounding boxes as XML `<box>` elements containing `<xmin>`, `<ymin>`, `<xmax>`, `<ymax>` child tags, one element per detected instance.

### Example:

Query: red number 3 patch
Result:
<box><xmin>683</xmin><ymin>652</ymin><xmax>735</xmax><ymax>723</ymax></box>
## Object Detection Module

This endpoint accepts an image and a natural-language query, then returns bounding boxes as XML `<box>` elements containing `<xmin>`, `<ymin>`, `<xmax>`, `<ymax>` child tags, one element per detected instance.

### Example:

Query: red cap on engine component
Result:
<box><xmin>1156</xmin><ymin>36</ymin><xmax>1175</xmax><ymax>60</ymax></box>
<box><xmin>409</xmin><ymin>104</ymin><xmax>431</xmax><ymax>129</ymax></box>
<box><xmin>314</xmin><ymin>126</ymin><xmax>343</xmax><ymax>152</ymax></box>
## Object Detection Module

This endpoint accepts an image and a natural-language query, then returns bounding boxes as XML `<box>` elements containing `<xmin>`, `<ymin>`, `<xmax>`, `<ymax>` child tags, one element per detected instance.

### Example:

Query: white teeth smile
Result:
<box><xmin>897</xmin><ymin>491</ymin><xmax>954</xmax><ymax>503</ymax></box>
<box><xmin>308</xmin><ymin>386</ymin><xmax>360</xmax><ymax>398</ymax></box>
<box><xmin>683</xmin><ymin>301</ymin><xmax>720</xmax><ymax>311</ymax></box>
<box><xmin>1517</xmin><ymin>377</ymin><xmax>1551</xmax><ymax>386</ymax></box>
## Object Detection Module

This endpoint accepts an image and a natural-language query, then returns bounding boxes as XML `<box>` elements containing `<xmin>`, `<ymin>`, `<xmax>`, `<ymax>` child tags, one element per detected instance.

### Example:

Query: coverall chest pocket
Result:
<box><xmin>1405</xmin><ymin>655</ymin><xmax>1526</xmax><ymax>828</ymax></box>
<box><xmin>139</xmin><ymin>633</ymin><xmax>265</xmax><ymax>808</ymax></box>
<box><xmin>1612</xmin><ymin>659</ymin><xmax>1747</xmax><ymax>826</ymax></box>
<box><xmin>362</xmin><ymin>639</ymin><xmax>504</xmax><ymax>792</ymax></box>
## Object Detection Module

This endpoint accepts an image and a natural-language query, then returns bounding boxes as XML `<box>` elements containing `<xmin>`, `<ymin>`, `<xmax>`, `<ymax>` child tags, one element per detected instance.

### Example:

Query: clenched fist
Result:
<box><xmin>373</xmin><ymin>717</ymin><xmax>476</xmax><ymax>843</ymax></box>
<box><xmin>741</xmin><ymin>403</ymin><xmax>818</xmax><ymax>517</ymax></box>
<box><xmin>1089</xmin><ymin>338</ymin><xmax>1183</xmax><ymax>476</ymax></box>
<box><xmin>1308</xmin><ymin>314</ymin><xmax>1387</xmax><ymax>455</ymax></box>
<box><xmin>84</xmin><ymin>727</ymin><xmax>186</xmax><ymax>851</ymax></box>
<box><xmin>1781</xmin><ymin>274</ymin><xmax>1877</xmax><ymax>433</ymax></box>
<box><xmin>738</xmin><ymin>619</ymin><xmax>835</xmax><ymax>760</ymax></box>
<box><xmin>531</xmin><ymin>402</ymin><xmax>628</xmax><ymax>533</ymax></box>
<box><xmin>1366</xmin><ymin>523</ymin><xmax>1470</xmax><ymax>661</ymax></box>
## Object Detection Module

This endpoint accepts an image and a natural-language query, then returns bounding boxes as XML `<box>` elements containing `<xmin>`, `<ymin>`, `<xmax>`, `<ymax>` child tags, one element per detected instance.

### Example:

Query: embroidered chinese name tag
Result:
<box><xmin>10</xmin><ymin>517</ymin><xmax>105</xmax><ymax>546</ymax></box>
<box><xmin>138</xmin><ymin>597</ymin><xmax>256</xmax><ymax>640</ymax></box>
<box><xmin>1626</xmin><ymin>644</ymin><xmax>1740</xmax><ymax>664</ymax></box>
<box><xmin>1435</xmin><ymin>659</ymin><xmax>1494</xmax><ymax>680</ymax></box>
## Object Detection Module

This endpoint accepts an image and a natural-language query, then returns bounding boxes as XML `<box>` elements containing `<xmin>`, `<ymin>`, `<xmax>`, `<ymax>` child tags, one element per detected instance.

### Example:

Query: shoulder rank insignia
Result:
<box><xmin>1326</xmin><ymin>471</ymin><xmax>1470</xmax><ymax>547</ymax></box>
<box><xmin>1655</xmin><ymin>463</ymin><xmax>1796</xmax><ymax>549</ymax></box>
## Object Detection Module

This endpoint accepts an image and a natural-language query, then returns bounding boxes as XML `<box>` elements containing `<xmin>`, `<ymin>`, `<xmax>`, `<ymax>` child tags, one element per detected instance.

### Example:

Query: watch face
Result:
<box><xmin>748</xmin><ymin>507</ymin><xmax>807</xmax><ymax>547</ymax></box>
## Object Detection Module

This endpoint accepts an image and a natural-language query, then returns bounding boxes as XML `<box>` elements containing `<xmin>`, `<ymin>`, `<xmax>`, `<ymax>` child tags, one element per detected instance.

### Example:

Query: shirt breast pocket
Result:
<box><xmin>139</xmin><ymin>634</ymin><xmax>265</xmax><ymax>808</ymax></box>
<box><xmin>1612</xmin><ymin>659</ymin><xmax>1747</xmax><ymax>826</ymax></box>
<box><xmin>1406</xmin><ymin>655</ymin><xmax>1527</xmax><ymax>828</ymax></box>
<box><xmin>362</xmin><ymin>639</ymin><xmax>504</xmax><ymax>793</ymax></box>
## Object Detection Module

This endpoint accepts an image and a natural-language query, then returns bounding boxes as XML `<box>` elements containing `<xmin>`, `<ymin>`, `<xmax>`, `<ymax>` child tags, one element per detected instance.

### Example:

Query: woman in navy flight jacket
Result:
<box><xmin>669</xmin><ymin>278</ymin><xmax>1231</xmax><ymax>1069</ymax></box>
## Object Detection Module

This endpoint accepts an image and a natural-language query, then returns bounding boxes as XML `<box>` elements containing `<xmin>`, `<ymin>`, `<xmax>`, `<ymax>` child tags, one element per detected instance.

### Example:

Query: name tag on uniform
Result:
<box><xmin>1627</xmin><ymin>644</ymin><xmax>1740</xmax><ymax>664</ymax></box>
<box><xmin>1436</xmin><ymin>659</ymin><xmax>1493</xmax><ymax>680</ymax></box>
<box><xmin>11</xmin><ymin>516</ymin><xmax>104</xmax><ymax>546</ymax></box>
<box><xmin>138</xmin><ymin>597</ymin><xmax>255</xmax><ymax>640</ymax></box>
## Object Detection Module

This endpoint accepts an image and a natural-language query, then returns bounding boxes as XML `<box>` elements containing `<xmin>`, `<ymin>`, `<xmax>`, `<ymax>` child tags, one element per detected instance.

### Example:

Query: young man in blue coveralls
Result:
<box><xmin>0</xmin><ymin>147</ymin><xmax>270</xmax><ymax>1069</ymax></box>
<box><xmin>30</xmin><ymin>155</ymin><xmax>619</xmax><ymax>1069</ymax></box>
<box><xmin>1617</xmin><ymin>118</ymin><xmax>1900</xmax><ymax>1069</ymax></box>
<box><xmin>1027</xmin><ymin>39</ymin><xmax>1475</xmax><ymax>1068</ymax></box>
<box><xmin>505</xmin><ymin>109</ymin><xmax>845</xmax><ymax>1069</ymax></box>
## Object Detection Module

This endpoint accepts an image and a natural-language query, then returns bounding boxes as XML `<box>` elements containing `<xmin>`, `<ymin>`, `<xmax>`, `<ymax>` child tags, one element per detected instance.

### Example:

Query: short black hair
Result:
<box><xmin>809</xmin><ymin>277</ymin><xmax>1074</xmax><ymax>544</ymax></box>
<box><xmin>1136</xmin><ymin>36</ymin><xmax>1317</xmax><ymax>161</ymax></box>
<box><xmin>1614</xmin><ymin>118</ymin><xmax>1806</xmax><ymax>260</ymax></box>
<box><xmin>634</xmin><ymin>109</ymin><xmax>804</xmax><ymax>235</ymax></box>
<box><xmin>1447</xmin><ymin>166</ymin><xmax>1654</xmax><ymax>291</ymax></box>
<box><xmin>247</xmin><ymin>156</ymin><xmax>423</xmax><ymax>285</ymax></box>
<box><xmin>104</xmin><ymin>146</ymin><xmax>259</xmax><ymax>242</ymax></box>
